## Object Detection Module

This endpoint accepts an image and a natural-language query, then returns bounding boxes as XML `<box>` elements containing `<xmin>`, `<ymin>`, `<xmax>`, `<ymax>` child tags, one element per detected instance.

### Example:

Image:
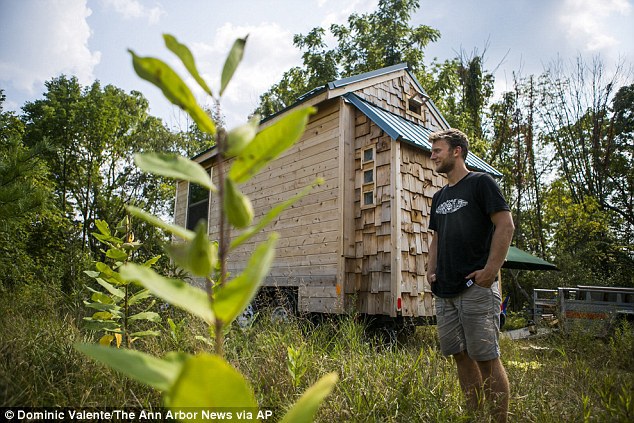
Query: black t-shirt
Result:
<box><xmin>429</xmin><ymin>172</ymin><xmax>510</xmax><ymax>298</ymax></box>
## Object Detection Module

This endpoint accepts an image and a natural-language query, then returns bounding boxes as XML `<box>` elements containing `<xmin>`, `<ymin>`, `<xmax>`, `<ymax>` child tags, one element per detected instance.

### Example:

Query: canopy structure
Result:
<box><xmin>503</xmin><ymin>246</ymin><xmax>559</xmax><ymax>271</ymax></box>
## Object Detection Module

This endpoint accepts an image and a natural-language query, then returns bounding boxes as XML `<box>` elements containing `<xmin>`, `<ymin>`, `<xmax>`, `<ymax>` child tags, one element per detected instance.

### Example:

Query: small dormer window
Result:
<box><xmin>408</xmin><ymin>96</ymin><xmax>423</xmax><ymax>115</ymax></box>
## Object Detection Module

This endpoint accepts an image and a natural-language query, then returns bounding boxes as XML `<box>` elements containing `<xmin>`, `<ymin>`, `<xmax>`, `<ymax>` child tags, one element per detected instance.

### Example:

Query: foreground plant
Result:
<box><xmin>74</xmin><ymin>34</ymin><xmax>336</xmax><ymax>421</ymax></box>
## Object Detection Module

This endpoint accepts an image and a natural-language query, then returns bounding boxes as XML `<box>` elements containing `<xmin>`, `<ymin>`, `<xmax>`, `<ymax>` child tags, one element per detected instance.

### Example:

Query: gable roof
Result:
<box><xmin>263</xmin><ymin>63</ymin><xmax>450</xmax><ymax>126</ymax></box>
<box><xmin>344</xmin><ymin>93</ymin><xmax>502</xmax><ymax>177</ymax></box>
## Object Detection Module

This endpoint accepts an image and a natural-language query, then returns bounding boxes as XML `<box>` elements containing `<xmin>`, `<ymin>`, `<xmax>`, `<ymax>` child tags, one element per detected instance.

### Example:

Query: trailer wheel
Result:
<box><xmin>236</xmin><ymin>303</ymin><xmax>257</xmax><ymax>329</ymax></box>
<box><xmin>270</xmin><ymin>305</ymin><xmax>291</xmax><ymax>323</ymax></box>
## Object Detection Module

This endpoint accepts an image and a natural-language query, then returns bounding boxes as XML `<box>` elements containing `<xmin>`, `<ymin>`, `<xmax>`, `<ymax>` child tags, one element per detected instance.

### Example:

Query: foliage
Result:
<box><xmin>539</xmin><ymin>58</ymin><xmax>633</xmax><ymax>243</ymax></box>
<box><xmin>419</xmin><ymin>49</ymin><xmax>496</xmax><ymax>156</ymax></box>
<box><xmin>20</xmin><ymin>76</ymin><xmax>184</xmax><ymax>255</ymax></box>
<box><xmin>0</xmin><ymin>89</ymin><xmax>88</xmax><ymax>292</ymax></box>
<box><xmin>255</xmin><ymin>0</ymin><xmax>440</xmax><ymax>117</ymax></box>
<box><xmin>75</xmin><ymin>34</ymin><xmax>337</xmax><ymax>421</ymax></box>
<box><xmin>83</xmin><ymin>218</ymin><xmax>162</xmax><ymax>348</ymax></box>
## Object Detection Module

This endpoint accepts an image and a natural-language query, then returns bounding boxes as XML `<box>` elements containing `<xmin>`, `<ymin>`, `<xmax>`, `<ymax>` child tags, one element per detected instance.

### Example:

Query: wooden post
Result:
<box><xmin>337</xmin><ymin>98</ymin><xmax>356</xmax><ymax>313</ymax></box>
<box><xmin>390</xmin><ymin>140</ymin><xmax>402</xmax><ymax>317</ymax></box>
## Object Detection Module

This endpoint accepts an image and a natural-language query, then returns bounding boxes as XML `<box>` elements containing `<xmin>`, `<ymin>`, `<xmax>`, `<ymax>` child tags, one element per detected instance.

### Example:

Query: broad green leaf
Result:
<box><xmin>166</xmin><ymin>221</ymin><xmax>217</xmax><ymax>277</ymax></box>
<box><xmin>92</xmin><ymin>232</ymin><xmax>124</xmax><ymax>246</ymax></box>
<box><xmin>84</xmin><ymin>301</ymin><xmax>121</xmax><ymax>313</ymax></box>
<box><xmin>127</xmin><ymin>205</ymin><xmax>194</xmax><ymax>241</ymax></box>
<box><xmin>121</xmin><ymin>241</ymin><xmax>142</xmax><ymax>253</ymax></box>
<box><xmin>91</xmin><ymin>291</ymin><xmax>114</xmax><ymax>304</ymax></box>
<box><xmin>84</xmin><ymin>270</ymin><xmax>101</xmax><ymax>279</ymax></box>
<box><xmin>129</xmin><ymin>50</ymin><xmax>216</xmax><ymax>135</ymax></box>
<box><xmin>223</xmin><ymin>178</ymin><xmax>254</xmax><ymax>229</ymax></box>
<box><xmin>92</xmin><ymin>311</ymin><xmax>114</xmax><ymax>320</ymax></box>
<box><xmin>96</xmin><ymin>262</ymin><xmax>126</xmax><ymax>285</ymax></box>
<box><xmin>220</xmin><ymin>37</ymin><xmax>248</xmax><ymax>97</ymax></box>
<box><xmin>74</xmin><ymin>343</ymin><xmax>183</xmax><ymax>392</ymax></box>
<box><xmin>134</xmin><ymin>153</ymin><xmax>216</xmax><ymax>192</ymax></box>
<box><xmin>130</xmin><ymin>330</ymin><xmax>161</xmax><ymax>337</ymax></box>
<box><xmin>225</xmin><ymin>115</ymin><xmax>260</xmax><ymax>157</ymax></box>
<box><xmin>280</xmin><ymin>372</ymin><xmax>339</xmax><ymax>423</ymax></box>
<box><xmin>128</xmin><ymin>288</ymin><xmax>152</xmax><ymax>306</ymax></box>
<box><xmin>115</xmin><ymin>215</ymin><xmax>130</xmax><ymax>235</ymax></box>
<box><xmin>82</xmin><ymin>319</ymin><xmax>120</xmax><ymax>332</ymax></box>
<box><xmin>213</xmin><ymin>233</ymin><xmax>278</xmax><ymax>324</ymax></box>
<box><xmin>163</xmin><ymin>34</ymin><xmax>212</xmax><ymax>96</ymax></box>
<box><xmin>143</xmin><ymin>255</ymin><xmax>162</xmax><ymax>268</ymax></box>
<box><xmin>231</xmin><ymin>178</ymin><xmax>324</xmax><ymax>249</ymax></box>
<box><xmin>129</xmin><ymin>311</ymin><xmax>161</xmax><ymax>322</ymax></box>
<box><xmin>95</xmin><ymin>220</ymin><xmax>111</xmax><ymax>236</ymax></box>
<box><xmin>229</xmin><ymin>106</ymin><xmax>316</xmax><ymax>183</ymax></box>
<box><xmin>106</xmin><ymin>248</ymin><xmax>129</xmax><ymax>261</ymax></box>
<box><xmin>120</xmin><ymin>264</ymin><xmax>214</xmax><ymax>324</ymax></box>
<box><xmin>168</xmin><ymin>354</ymin><xmax>258</xmax><ymax>413</ymax></box>
<box><xmin>94</xmin><ymin>278</ymin><xmax>125</xmax><ymax>298</ymax></box>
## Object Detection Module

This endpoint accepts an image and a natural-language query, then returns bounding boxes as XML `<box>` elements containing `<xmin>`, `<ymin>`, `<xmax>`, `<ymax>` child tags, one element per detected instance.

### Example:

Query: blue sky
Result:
<box><xmin>1</xmin><ymin>0</ymin><xmax>633</xmax><ymax>129</ymax></box>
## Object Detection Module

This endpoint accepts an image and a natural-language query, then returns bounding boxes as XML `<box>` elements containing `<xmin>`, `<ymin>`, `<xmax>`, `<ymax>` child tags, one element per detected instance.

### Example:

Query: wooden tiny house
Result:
<box><xmin>174</xmin><ymin>63</ymin><xmax>501</xmax><ymax>323</ymax></box>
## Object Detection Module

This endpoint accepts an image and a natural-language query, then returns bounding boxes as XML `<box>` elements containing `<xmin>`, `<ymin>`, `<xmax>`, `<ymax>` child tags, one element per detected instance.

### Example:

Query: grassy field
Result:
<box><xmin>1</xmin><ymin>284</ymin><xmax>632</xmax><ymax>422</ymax></box>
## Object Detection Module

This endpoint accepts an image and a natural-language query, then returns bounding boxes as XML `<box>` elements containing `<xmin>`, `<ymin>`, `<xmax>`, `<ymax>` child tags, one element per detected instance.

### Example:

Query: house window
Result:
<box><xmin>361</xmin><ymin>146</ymin><xmax>376</xmax><ymax>209</ymax></box>
<box><xmin>408</xmin><ymin>96</ymin><xmax>423</xmax><ymax>115</ymax></box>
<box><xmin>363</xmin><ymin>148</ymin><xmax>374</xmax><ymax>163</ymax></box>
<box><xmin>363</xmin><ymin>191</ymin><xmax>374</xmax><ymax>206</ymax></box>
<box><xmin>363</xmin><ymin>169</ymin><xmax>374</xmax><ymax>184</ymax></box>
<box><xmin>186</xmin><ymin>182</ymin><xmax>209</xmax><ymax>230</ymax></box>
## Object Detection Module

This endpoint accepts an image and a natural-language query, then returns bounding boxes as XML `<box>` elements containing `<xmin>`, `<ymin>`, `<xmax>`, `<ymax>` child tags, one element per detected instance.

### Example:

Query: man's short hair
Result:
<box><xmin>429</xmin><ymin>128</ymin><xmax>469</xmax><ymax>161</ymax></box>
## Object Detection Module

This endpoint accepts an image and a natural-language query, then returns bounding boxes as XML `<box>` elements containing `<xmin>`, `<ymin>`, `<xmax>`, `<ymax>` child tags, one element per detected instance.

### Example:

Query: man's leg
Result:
<box><xmin>477</xmin><ymin>357</ymin><xmax>509</xmax><ymax>423</ymax></box>
<box><xmin>453</xmin><ymin>350</ymin><xmax>483</xmax><ymax>411</ymax></box>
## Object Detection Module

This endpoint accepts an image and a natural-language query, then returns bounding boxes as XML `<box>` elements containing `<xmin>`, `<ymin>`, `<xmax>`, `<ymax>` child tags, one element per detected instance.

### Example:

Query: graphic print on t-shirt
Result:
<box><xmin>436</xmin><ymin>198</ymin><xmax>468</xmax><ymax>215</ymax></box>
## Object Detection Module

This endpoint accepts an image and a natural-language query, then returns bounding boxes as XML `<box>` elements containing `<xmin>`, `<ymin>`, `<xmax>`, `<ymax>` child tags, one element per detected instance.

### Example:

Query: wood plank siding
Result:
<box><xmin>177</xmin><ymin>99</ymin><xmax>343</xmax><ymax>313</ymax></box>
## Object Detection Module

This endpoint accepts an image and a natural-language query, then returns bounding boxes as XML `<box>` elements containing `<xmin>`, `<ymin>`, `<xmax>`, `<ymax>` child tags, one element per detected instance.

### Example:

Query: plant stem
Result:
<box><xmin>124</xmin><ymin>283</ymin><xmax>130</xmax><ymax>348</ymax></box>
<box><xmin>214</xmin><ymin>124</ymin><xmax>229</xmax><ymax>356</ymax></box>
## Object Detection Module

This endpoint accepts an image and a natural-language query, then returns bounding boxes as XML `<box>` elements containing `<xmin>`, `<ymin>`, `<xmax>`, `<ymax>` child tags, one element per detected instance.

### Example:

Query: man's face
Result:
<box><xmin>430</xmin><ymin>139</ymin><xmax>458</xmax><ymax>174</ymax></box>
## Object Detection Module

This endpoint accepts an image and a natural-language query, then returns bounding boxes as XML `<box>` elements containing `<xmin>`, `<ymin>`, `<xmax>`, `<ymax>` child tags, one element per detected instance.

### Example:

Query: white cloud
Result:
<box><xmin>101</xmin><ymin>0</ymin><xmax>166</xmax><ymax>24</ymax></box>
<box><xmin>181</xmin><ymin>22</ymin><xmax>303</xmax><ymax>127</ymax></box>
<box><xmin>320</xmin><ymin>0</ymin><xmax>378</xmax><ymax>27</ymax></box>
<box><xmin>560</xmin><ymin>0</ymin><xmax>632</xmax><ymax>51</ymax></box>
<box><xmin>0</xmin><ymin>0</ymin><xmax>101</xmax><ymax>93</ymax></box>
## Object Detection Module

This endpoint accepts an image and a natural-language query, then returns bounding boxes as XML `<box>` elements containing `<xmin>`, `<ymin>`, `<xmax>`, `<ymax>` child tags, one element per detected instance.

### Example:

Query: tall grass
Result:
<box><xmin>1</xmin><ymin>285</ymin><xmax>632</xmax><ymax>422</ymax></box>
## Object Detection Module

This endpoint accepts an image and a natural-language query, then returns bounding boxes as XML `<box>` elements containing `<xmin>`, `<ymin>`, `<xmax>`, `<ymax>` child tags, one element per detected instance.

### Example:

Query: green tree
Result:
<box><xmin>538</xmin><ymin>56</ymin><xmax>633</xmax><ymax>281</ymax></box>
<box><xmin>608</xmin><ymin>83</ymin><xmax>634</xmax><ymax>244</ymax></box>
<box><xmin>419</xmin><ymin>48</ymin><xmax>495</xmax><ymax>156</ymax></box>
<box><xmin>0</xmin><ymin>89</ymin><xmax>85</xmax><ymax>291</ymax></box>
<box><xmin>22</xmin><ymin>77</ymin><xmax>185</xmax><ymax>255</ymax></box>
<box><xmin>255</xmin><ymin>0</ymin><xmax>440</xmax><ymax>117</ymax></box>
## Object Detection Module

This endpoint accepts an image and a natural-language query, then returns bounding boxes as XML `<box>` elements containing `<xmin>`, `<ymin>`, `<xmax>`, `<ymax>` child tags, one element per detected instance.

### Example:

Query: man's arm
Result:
<box><xmin>466</xmin><ymin>210</ymin><xmax>514</xmax><ymax>287</ymax></box>
<box><xmin>426</xmin><ymin>232</ymin><xmax>438</xmax><ymax>285</ymax></box>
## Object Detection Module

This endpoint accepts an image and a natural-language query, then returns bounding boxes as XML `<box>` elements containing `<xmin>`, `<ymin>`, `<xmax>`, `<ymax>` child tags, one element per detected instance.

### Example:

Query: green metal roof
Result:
<box><xmin>344</xmin><ymin>93</ymin><xmax>502</xmax><ymax>177</ymax></box>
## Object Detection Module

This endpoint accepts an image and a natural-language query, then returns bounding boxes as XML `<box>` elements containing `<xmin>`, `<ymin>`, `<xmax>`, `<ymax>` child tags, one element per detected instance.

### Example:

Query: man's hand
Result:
<box><xmin>465</xmin><ymin>267</ymin><xmax>497</xmax><ymax>288</ymax></box>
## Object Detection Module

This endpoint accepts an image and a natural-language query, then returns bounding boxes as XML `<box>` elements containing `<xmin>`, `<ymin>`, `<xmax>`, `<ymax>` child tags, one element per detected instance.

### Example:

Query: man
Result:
<box><xmin>426</xmin><ymin>128</ymin><xmax>514</xmax><ymax>422</ymax></box>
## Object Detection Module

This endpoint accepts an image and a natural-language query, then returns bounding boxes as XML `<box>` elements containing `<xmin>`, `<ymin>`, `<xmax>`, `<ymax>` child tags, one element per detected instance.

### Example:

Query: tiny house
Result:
<box><xmin>174</xmin><ymin>63</ymin><xmax>501</xmax><ymax>324</ymax></box>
